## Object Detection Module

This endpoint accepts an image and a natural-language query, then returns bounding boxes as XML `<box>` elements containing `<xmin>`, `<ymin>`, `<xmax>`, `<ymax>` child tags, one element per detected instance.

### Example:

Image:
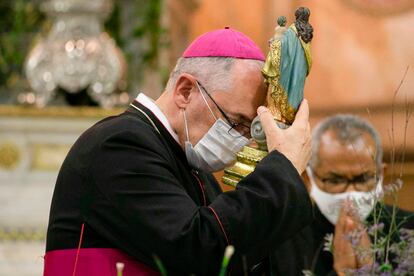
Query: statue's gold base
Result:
<box><xmin>222</xmin><ymin>146</ymin><xmax>268</xmax><ymax>187</ymax></box>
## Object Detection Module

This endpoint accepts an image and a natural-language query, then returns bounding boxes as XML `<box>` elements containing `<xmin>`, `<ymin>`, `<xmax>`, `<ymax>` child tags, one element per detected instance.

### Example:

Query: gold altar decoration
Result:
<box><xmin>0</xmin><ymin>105</ymin><xmax>123</xmax><ymax>118</ymax></box>
<box><xmin>0</xmin><ymin>105</ymin><xmax>122</xmax><ymax>171</ymax></box>
<box><xmin>0</xmin><ymin>228</ymin><xmax>45</xmax><ymax>242</ymax></box>
<box><xmin>0</xmin><ymin>142</ymin><xmax>21</xmax><ymax>170</ymax></box>
<box><xmin>32</xmin><ymin>144</ymin><xmax>71</xmax><ymax>171</ymax></box>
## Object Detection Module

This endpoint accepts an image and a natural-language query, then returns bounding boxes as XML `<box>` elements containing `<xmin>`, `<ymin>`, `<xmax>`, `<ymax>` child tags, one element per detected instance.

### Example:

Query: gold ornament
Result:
<box><xmin>222</xmin><ymin>146</ymin><xmax>268</xmax><ymax>187</ymax></box>
<box><xmin>0</xmin><ymin>142</ymin><xmax>20</xmax><ymax>170</ymax></box>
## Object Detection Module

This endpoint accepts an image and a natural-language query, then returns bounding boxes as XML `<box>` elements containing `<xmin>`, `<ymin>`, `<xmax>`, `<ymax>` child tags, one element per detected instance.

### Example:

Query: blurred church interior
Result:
<box><xmin>0</xmin><ymin>0</ymin><xmax>413</xmax><ymax>274</ymax></box>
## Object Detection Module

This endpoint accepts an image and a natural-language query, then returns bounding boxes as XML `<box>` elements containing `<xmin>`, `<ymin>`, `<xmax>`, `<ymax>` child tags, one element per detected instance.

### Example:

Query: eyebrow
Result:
<box><xmin>323</xmin><ymin>172</ymin><xmax>344</xmax><ymax>179</ymax></box>
<box><xmin>223</xmin><ymin>110</ymin><xmax>250</xmax><ymax>124</ymax></box>
<box><xmin>326</xmin><ymin>171</ymin><xmax>375</xmax><ymax>178</ymax></box>
<box><xmin>217</xmin><ymin>99</ymin><xmax>253</xmax><ymax>124</ymax></box>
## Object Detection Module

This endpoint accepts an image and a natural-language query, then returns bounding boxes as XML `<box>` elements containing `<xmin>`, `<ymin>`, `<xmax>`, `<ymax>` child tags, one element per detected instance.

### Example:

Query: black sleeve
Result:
<box><xmin>89</xmin><ymin>127</ymin><xmax>312</xmax><ymax>275</ymax></box>
<box><xmin>379</xmin><ymin>205</ymin><xmax>414</xmax><ymax>230</ymax></box>
<box><xmin>397</xmin><ymin>208</ymin><xmax>414</xmax><ymax>230</ymax></box>
<box><xmin>212</xmin><ymin>150</ymin><xmax>313</xmax><ymax>270</ymax></box>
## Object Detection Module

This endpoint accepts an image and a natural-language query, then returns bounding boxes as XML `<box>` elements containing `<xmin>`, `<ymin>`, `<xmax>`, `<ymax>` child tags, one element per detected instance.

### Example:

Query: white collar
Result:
<box><xmin>135</xmin><ymin>93</ymin><xmax>180</xmax><ymax>143</ymax></box>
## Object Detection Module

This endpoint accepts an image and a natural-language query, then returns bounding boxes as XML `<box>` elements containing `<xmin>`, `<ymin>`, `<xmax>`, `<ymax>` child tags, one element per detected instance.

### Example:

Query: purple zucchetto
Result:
<box><xmin>182</xmin><ymin>27</ymin><xmax>265</xmax><ymax>61</ymax></box>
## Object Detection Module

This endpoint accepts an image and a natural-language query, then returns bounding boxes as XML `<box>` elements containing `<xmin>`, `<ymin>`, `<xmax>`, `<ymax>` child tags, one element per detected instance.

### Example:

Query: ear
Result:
<box><xmin>172</xmin><ymin>73</ymin><xmax>197</xmax><ymax>109</ymax></box>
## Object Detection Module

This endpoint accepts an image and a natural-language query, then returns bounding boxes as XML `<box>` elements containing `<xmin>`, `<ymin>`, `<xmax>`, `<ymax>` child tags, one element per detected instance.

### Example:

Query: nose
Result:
<box><xmin>345</xmin><ymin>185</ymin><xmax>356</xmax><ymax>193</ymax></box>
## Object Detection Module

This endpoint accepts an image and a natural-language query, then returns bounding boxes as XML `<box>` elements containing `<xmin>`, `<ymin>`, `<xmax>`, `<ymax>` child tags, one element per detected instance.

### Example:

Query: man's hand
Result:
<box><xmin>333</xmin><ymin>204</ymin><xmax>372</xmax><ymax>276</ymax></box>
<box><xmin>333</xmin><ymin>206</ymin><xmax>358</xmax><ymax>275</ymax></box>
<box><xmin>258</xmin><ymin>99</ymin><xmax>311</xmax><ymax>174</ymax></box>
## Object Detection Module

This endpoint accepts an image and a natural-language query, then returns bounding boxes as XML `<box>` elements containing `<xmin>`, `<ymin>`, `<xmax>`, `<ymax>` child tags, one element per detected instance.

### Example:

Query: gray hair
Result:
<box><xmin>166</xmin><ymin>57</ymin><xmax>235</xmax><ymax>92</ymax></box>
<box><xmin>165</xmin><ymin>57</ymin><xmax>263</xmax><ymax>93</ymax></box>
<box><xmin>309</xmin><ymin>114</ymin><xmax>383</xmax><ymax>171</ymax></box>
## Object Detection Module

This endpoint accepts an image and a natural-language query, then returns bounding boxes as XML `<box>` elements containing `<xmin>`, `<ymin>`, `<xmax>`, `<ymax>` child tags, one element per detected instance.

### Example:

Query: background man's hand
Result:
<box><xmin>333</xmin><ymin>204</ymin><xmax>372</xmax><ymax>276</ymax></box>
<box><xmin>258</xmin><ymin>99</ymin><xmax>311</xmax><ymax>174</ymax></box>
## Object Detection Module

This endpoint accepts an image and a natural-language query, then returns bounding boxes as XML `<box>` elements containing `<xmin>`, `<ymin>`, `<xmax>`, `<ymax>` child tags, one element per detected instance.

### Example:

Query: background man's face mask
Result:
<box><xmin>183</xmin><ymin>83</ymin><xmax>249</xmax><ymax>172</ymax></box>
<box><xmin>307</xmin><ymin>167</ymin><xmax>383</xmax><ymax>225</ymax></box>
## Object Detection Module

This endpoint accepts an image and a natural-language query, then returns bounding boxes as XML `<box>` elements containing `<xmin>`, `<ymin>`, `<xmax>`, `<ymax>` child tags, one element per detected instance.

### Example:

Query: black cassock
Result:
<box><xmin>46</xmin><ymin>101</ymin><xmax>312</xmax><ymax>275</ymax></box>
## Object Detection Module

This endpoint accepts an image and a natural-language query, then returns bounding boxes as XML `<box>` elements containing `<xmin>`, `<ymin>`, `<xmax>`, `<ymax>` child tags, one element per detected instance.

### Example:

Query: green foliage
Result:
<box><xmin>135</xmin><ymin>0</ymin><xmax>165</xmax><ymax>67</ymax></box>
<box><xmin>105</xmin><ymin>0</ymin><xmax>166</xmax><ymax>68</ymax></box>
<box><xmin>379</xmin><ymin>262</ymin><xmax>392</xmax><ymax>272</ymax></box>
<box><xmin>0</xmin><ymin>0</ymin><xmax>45</xmax><ymax>89</ymax></box>
<box><xmin>104</xmin><ymin>2</ymin><xmax>123</xmax><ymax>48</ymax></box>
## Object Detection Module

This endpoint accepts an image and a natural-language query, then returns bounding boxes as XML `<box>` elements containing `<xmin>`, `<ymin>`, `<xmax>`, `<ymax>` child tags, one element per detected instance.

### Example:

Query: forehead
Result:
<box><xmin>217</xmin><ymin>60</ymin><xmax>267</xmax><ymax>120</ymax></box>
<box><xmin>316</xmin><ymin>130</ymin><xmax>377</xmax><ymax>174</ymax></box>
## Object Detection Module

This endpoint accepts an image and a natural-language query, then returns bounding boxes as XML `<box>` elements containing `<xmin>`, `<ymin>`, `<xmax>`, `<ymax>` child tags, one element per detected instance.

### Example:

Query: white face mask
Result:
<box><xmin>307</xmin><ymin>167</ymin><xmax>383</xmax><ymax>225</ymax></box>
<box><xmin>183</xmin><ymin>83</ymin><xmax>250</xmax><ymax>173</ymax></box>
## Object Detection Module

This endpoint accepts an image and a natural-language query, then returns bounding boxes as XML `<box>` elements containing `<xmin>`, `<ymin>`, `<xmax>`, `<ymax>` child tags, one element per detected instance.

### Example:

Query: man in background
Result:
<box><xmin>271</xmin><ymin>114</ymin><xmax>414</xmax><ymax>276</ymax></box>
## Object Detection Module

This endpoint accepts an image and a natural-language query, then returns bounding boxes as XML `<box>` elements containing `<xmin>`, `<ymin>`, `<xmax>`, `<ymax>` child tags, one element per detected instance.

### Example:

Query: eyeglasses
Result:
<box><xmin>197</xmin><ymin>81</ymin><xmax>251</xmax><ymax>138</ymax></box>
<box><xmin>312</xmin><ymin>170</ymin><xmax>378</xmax><ymax>193</ymax></box>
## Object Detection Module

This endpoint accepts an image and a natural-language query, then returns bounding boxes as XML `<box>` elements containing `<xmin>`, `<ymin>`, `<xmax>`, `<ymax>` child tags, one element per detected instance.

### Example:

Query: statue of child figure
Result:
<box><xmin>250</xmin><ymin>7</ymin><xmax>313</xmax><ymax>149</ymax></box>
<box><xmin>262</xmin><ymin>7</ymin><xmax>313</xmax><ymax>126</ymax></box>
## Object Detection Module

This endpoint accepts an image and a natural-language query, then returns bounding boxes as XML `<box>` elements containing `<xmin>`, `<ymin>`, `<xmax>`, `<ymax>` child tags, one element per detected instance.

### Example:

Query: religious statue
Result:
<box><xmin>264</xmin><ymin>7</ymin><xmax>313</xmax><ymax>126</ymax></box>
<box><xmin>223</xmin><ymin>7</ymin><xmax>313</xmax><ymax>186</ymax></box>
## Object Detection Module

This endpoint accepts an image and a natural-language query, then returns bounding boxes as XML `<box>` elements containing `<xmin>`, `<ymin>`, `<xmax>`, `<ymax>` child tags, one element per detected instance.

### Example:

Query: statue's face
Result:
<box><xmin>311</xmin><ymin>130</ymin><xmax>380</xmax><ymax>194</ymax></box>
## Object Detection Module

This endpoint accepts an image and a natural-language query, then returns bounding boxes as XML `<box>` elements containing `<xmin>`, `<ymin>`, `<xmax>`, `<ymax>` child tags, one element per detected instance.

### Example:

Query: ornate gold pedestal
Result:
<box><xmin>222</xmin><ymin>146</ymin><xmax>268</xmax><ymax>187</ymax></box>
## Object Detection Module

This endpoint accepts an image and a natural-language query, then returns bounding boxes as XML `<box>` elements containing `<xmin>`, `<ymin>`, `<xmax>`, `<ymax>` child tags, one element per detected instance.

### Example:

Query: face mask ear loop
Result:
<box><xmin>374</xmin><ymin>174</ymin><xmax>384</xmax><ymax>198</ymax></box>
<box><xmin>182</xmin><ymin>109</ymin><xmax>190</xmax><ymax>143</ymax></box>
<box><xmin>196</xmin><ymin>82</ymin><xmax>218</xmax><ymax>121</ymax></box>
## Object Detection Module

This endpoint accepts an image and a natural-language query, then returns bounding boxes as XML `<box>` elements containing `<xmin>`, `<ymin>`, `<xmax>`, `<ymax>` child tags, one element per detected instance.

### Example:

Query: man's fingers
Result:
<box><xmin>334</xmin><ymin>208</ymin><xmax>347</xmax><ymax>250</ymax></box>
<box><xmin>334</xmin><ymin>206</ymin><xmax>360</xmax><ymax>273</ymax></box>
<box><xmin>335</xmin><ymin>206</ymin><xmax>355</xmax><ymax>247</ymax></box>
<box><xmin>358</xmin><ymin>229</ymin><xmax>373</xmax><ymax>266</ymax></box>
<box><xmin>345</xmin><ymin>217</ymin><xmax>355</xmax><ymax>232</ymax></box>
<box><xmin>336</xmin><ymin>205</ymin><xmax>348</xmax><ymax>232</ymax></box>
<box><xmin>292</xmin><ymin>99</ymin><xmax>309</xmax><ymax>128</ymax></box>
<box><xmin>360</xmin><ymin>230</ymin><xmax>371</xmax><ymax>248</ymax></box>
<box><xmin>257</xmin><ymin>106</ymin><xmax>279</xmax><ymax>140</ymax></box>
